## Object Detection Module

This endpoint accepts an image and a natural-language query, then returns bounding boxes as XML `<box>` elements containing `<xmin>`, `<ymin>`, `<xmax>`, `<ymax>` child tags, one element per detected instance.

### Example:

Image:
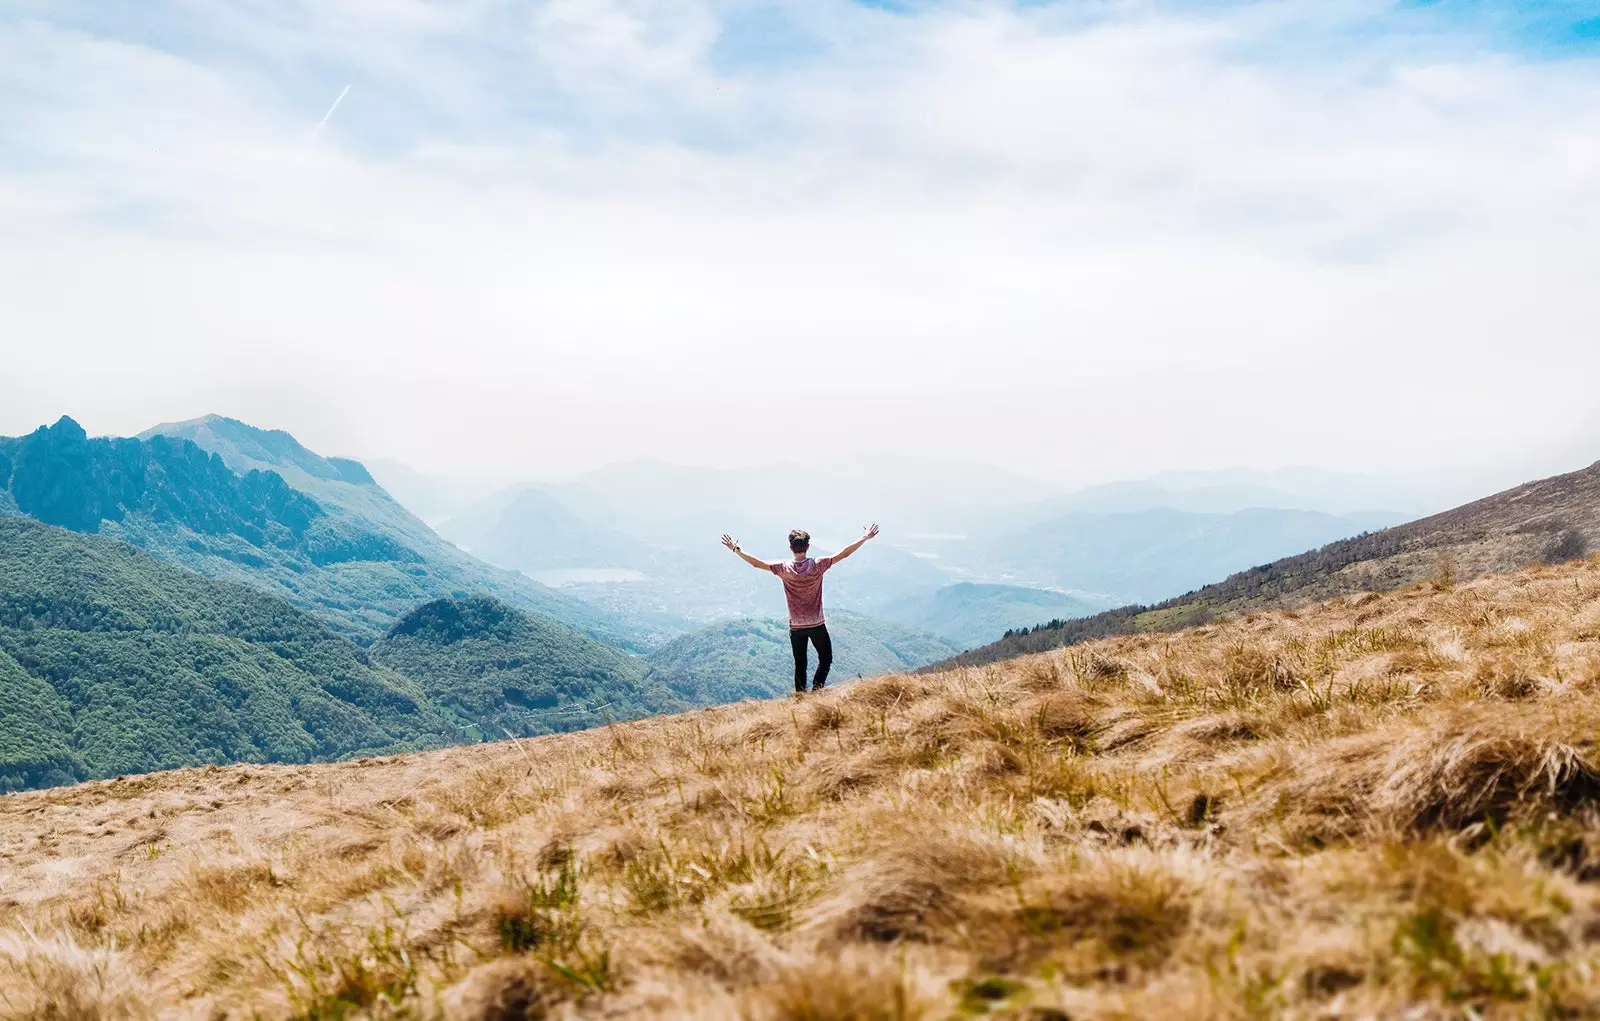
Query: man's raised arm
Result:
<box><xmin>828</xmin><ymin>523</ymin><xmax>880</xmax><ymax>564</ymax></box>
<box><xmin>721</xmin><ymin>534</ymin><xmax>773</xmax><ymax>571</ymax></box>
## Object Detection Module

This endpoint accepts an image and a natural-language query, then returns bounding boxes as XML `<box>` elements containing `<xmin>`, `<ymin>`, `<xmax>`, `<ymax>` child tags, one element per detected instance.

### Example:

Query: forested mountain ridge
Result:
<box><xmin>0</xmin><ymin>517</ymin><xmax>460</xmax><ymax>792</ymax></box>
<box><xmin>936</xmin><ymin>456</ymin><xmax>1600</xmax><ymax>669</ymax></box>
<box><xmin>0</xmin><ymin>416</ymin><xmax>411</xmax><ymax>565</ymax></box>
<box><xmin>371</xmin><ymin>596</ymin><xmax>681</xmax><ymax>740</ymax></box>
<box><xmin>138</xmin><ymin>415</ymin><xmax>378</xmax><ymax>487</ymax></box>
<box><xmin>140</xmin><ymin>415</ymin><xmax>665</xmax><ymax>647</ymax></box>
<box><xmin>0</xmin><ymin>415</ymin><xmax>656</xmax><ymax>647</ymax></box>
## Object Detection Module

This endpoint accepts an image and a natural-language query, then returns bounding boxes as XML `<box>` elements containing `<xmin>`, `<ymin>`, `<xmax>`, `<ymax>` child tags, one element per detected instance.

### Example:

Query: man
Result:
<box><xmin>721</xmin><ymin>524</ymin><xmax>880</xmax><ymax>695</ymax></box>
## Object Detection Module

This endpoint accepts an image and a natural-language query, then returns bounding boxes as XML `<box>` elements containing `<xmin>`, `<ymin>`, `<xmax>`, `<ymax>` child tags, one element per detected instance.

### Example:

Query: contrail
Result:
<box><xmin>311</xmin><ymin>84</ymin><xmax>351</xmax><ymax>138</ymax></box>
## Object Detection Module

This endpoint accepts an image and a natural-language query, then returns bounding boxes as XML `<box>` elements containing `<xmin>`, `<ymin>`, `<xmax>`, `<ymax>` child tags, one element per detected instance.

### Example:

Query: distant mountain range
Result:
<box><xmin>424</xmin><ymin>458</ymin><xmax>1406</xmax><ymax>646</ymax></box>
<box><xmin>438</xmin><ymin>485</ymin><xmax>655</xmax><ymax>571</ymax></box>
<box><xmin>1145</xmin><ymin>466</ymin><xmax>1434</xmax><ymax>515</ymax></box>
<box><xmin>939</xmin><ymin>456</ymin><xmax>1600</xmax><ymax>669</ymax></box>
<box><xmin>967</xmin><ymin>506</ymin><xmax>1403</xmax><ymax>606</ymax></box>
<box><xmin>436</xmin><ymin>481</ymin><xmax>953</xmax><ymax>628</ymax></box>
<box><xmin>0</xmin><ymin>414</ymin><xmax>659</xmax><ymax>648</ymax></box>
<box><xmin>1040</xmin><ymin>479</ymin><xmax>1408</xmax><ymax>516</ymax></box>
<box><xmin>877</xmin><ymin>583</ymin><xmax>1109</xmax><ymax>649</ymax></box>
<box><xmin>363</xmin><ymin>458</ymin><xmax>503</xmax><ymax>526</ymax></box>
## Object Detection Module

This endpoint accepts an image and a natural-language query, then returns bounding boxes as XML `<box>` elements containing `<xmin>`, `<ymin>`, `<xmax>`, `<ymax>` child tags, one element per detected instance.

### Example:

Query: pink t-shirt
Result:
<box><xmin>770</xmin><ymin>556</ymin><xmax>835</xmax><ymax>628</ymax></box>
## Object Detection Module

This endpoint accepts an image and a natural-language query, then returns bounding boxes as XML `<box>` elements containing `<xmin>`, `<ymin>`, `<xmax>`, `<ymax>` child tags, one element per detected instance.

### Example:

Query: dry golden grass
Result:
<box><xmin>8</xmin><ymin>559</ymin><xmax>1600</xmax><ymax>1019</ymax></box>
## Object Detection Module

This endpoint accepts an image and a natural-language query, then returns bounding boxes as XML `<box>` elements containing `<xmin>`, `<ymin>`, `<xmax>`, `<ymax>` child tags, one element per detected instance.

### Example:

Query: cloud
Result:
<box><xmin>1</xmin><ymin>0</ymin><xmax>1597</xmax><ymax>494</ymax></box>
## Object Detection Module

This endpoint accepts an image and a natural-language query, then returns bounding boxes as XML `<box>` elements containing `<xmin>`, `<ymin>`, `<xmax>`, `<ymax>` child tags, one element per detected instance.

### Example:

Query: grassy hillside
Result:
<box><xmin>640</xmin><ymin>610</ymin><xmax>959</xmax><ymax>703</ymax></box>
<box><xmin>372</xmin><ymin>596</ymin><xmax>681</xmax><ymax>740</ymax></box>
<box><xmin>137</xmin><ymin>415</ymin><xmax>663</xmax><ymax>647</ymax></box>
<box><xmin>943</xmin><ymin>457</ymin><xmax>1600</xmax><ymax>669</ymax></box>
<box><xmin>0</xmin><ymin>518</ymin><xmax>459</xmax><ymax>792</ymax></box>
<box><xmin>5</xmin><ymin>557</ymin><xmax>1600</xmax><ymax>1017</ymax></box>
<box><xmin>878</xmin><ymin>582</ymin><xmax>1106</xmax><ymax>649</ymax></box>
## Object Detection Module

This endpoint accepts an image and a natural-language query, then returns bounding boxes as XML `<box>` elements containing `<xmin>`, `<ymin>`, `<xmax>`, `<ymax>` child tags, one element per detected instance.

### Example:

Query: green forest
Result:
<box><xmin>372</xmin><ymin>596</ymin><xmax>681</xmax><ymax>740</ymax></box>
<box><xmin>0</xmin><ymin>517</ymin><xmax>461</xmax><ymax>792</ymax></box>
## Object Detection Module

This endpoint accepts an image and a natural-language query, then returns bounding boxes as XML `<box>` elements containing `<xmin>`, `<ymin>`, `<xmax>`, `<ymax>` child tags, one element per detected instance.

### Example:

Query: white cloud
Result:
<box><xmin>1</xmin><ymin>0</ymin><xmax>1597</xmax><ymax>496</ymax></box>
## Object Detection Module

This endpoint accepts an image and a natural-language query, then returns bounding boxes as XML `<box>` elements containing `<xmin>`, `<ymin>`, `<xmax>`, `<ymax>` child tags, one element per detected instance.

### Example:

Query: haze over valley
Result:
<box><xmin>394</xmin><ymin>452</ymin><xmax>1417</xmax><ymax>638</ymax></box>
<box><xmin>0</xmin><ymin>407</ymin><xmax>1456</xmax><ymax>793</ymax></box>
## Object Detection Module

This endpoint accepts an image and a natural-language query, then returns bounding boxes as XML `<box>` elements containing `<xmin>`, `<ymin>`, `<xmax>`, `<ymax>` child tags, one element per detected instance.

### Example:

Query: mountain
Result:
<box><xmin>641</xmin><ymin>611</ymin><xmax>959</xmax><ymax>704</ymax></box>
<box><xmin>439</xmin><ymin>480</ymin><xmax>951</xmax><ymax>628</ymax></box>
<box><xmin>437</xmin><ymin>485</ymin><xmax>655</xmax><ymax>572</ymax></box>
<box><xmin>1042</xmin><ymin>479</ymin><xmax>1400</xmax><ymax>516</ymax></box>
<box><xmin>1</xmin><ymin>415</ymin><xmax>326</xmax><ymax>541</ymax></box>
<box><xmin>0</xmin><ymin>517</ymin><xmax>458</xmax><ymax>792</ymax></box>
<box><xmin>431</xmin><ymin>456</ymin><xmax>1408</xmax><ymax>630</ymax></box>
<box><xmin>1040</xmin><ymin>480</ymin><xmax>1304</xmax><ymax>515</ymax></box>
<box><xmin>877</xmin><ymin>582</ymin><xmax>1108</xmax><ymax>649</ymax></box>
<box><xmin>940</xmin><ymin>456</ymin><xmax>1600</xmax><ymax>668</ymax></box>
<box><xmin>101</xmin><ymin>414</ymin><xmax>654</xmax><ymax>647</ymax></box>
<box><xmin>363</xmin><ymin>458</ymin><xmax>504</xmax><ymax>526</ymax></box>
<box><xmin>371</xmin><ymin>596</ymin><xmax>680</xmax><ymax>740</ymax></box>
<box><xmin>966</xmin><ymin>506</ymin><xmax>1403</xmax><ymax>606</ymax></box>
<box><xmin>1147</xmin><ymin>465</ymin><xmax>1435</xmax><ymax>515</ymax></box>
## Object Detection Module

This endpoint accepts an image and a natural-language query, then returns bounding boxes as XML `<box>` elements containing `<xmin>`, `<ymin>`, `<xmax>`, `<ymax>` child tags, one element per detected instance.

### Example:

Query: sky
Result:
<box><xmin>2</xmin><ymin>0</ymin><xmax>1599</xmax><ymax>497</ymax></box>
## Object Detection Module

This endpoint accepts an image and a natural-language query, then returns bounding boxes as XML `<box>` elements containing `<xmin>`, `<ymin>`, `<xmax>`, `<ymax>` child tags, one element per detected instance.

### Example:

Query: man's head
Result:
<box><xmin>788</xmin><ymin>529</ymin><xmax>811</xmax><ymax>555</ymax></box>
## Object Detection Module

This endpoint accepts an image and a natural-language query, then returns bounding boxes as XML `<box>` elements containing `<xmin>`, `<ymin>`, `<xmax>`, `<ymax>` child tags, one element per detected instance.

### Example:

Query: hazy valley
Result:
<box><xmin>0</xmin><ymin>411</ymin><xmax>1434</xmax><ymax>796</ymax></box>
<box><xmin>405</xmin><ymin>454</ymin><xmax>1409</xmax><ymax>641</ymax></box>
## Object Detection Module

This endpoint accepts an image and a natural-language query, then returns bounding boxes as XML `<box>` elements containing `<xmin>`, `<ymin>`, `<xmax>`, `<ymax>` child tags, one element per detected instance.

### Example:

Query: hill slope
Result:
<box><xmin>942</xmin><ymin>457</ymin><xmax>1600</xmax><ymax>668</ymax></box>
<box><xmin>5</xmin><ymin>558</ymin><xmax>1600</xmax><ymax>1017</ymax></box>
<box><xmin>640</xmin><ymin>610</ymin><xmax>960</xmax><ymax>703</ymax></box>
<box><xmin>0</xmin><ymin>517</ymin><xmax>458</xmax><ymax>791</ymax></box>
<box><xmin>371</xmin><ymin>596</ymin><xmax>680</xmax><ymax>739</ymax></box>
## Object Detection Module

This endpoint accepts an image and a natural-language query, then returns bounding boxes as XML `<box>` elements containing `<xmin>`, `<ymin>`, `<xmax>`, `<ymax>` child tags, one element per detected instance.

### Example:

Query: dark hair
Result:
<box><xmin>788</xmin><ymin>529</ymin><xmax>810</xmax><ymax>553</ymax></box>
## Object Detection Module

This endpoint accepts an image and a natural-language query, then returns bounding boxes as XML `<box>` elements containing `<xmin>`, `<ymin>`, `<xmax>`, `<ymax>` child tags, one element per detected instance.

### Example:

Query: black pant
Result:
<box><xmin>790</xmin><ymin>624</ymin><xmax>833</xmax><ymax>693</ymax></box>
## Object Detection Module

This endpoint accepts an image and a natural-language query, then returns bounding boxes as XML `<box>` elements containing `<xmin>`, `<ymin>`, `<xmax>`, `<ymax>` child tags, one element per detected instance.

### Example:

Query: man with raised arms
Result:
<box><xmin>721</xmin><ymin>524</ymin><xmax>880</xmax><ymax>695</ymax></box>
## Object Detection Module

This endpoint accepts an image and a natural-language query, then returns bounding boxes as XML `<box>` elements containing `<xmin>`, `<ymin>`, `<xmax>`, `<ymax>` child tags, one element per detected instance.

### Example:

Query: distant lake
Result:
<box><xmin>527</xmin><ymin>568</ymin><xmax>649</xmax><ymax>586</ymax></box>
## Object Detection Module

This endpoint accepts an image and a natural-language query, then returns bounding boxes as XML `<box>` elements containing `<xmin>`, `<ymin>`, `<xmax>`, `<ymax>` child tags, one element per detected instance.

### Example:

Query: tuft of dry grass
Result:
<box><xmin>7</xmin><ymin>557</ymin><xmax>1600</xmax><ymax>1017</ymax></box>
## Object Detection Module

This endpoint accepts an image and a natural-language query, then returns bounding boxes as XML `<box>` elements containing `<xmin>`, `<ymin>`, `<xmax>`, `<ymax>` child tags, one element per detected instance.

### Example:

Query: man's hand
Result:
<box><xmin>831</xmin><ymin>523</ymin><xmax>880</xmax><ymax>565</ymax></box>
<box><xmin>724</xmin><ymin>534</ymin><xmax>771</xmax><ymax>571</ymax></box>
